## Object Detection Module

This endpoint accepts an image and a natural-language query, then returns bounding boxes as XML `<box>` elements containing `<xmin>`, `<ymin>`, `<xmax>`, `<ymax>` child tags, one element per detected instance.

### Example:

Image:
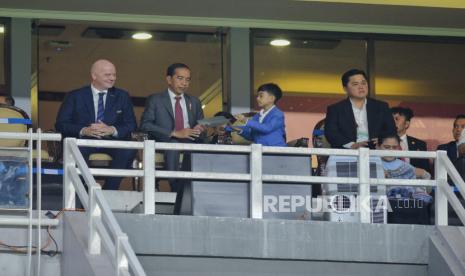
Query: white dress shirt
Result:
<box><xmin>79</xmin><ymin>85</ymin><xmax>117</xmax><ymax>137</ymax></box>
<box><xmin>343</xmin><ymin>98</ymin><xmax>368</xmax><ymax>148</ymax></box>
<box><xmin>259</xmin><ymin>105</ymin><xmax>275</xmax><ymax>123</ymax></box>
<box><xmin>168</xmin><ymin>89</ymin><xmax>190</xmax><ymax>129</ymax></box>
<box><xmin>399</xmin><ymin>134</ymin><xmax>410</xmax><ymax>163</ymax></box>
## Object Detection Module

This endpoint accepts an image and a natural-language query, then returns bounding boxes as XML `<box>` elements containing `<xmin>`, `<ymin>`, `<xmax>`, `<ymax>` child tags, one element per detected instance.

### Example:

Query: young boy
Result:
<box><xmin>234</xmin><ymin>83</ymin><xmax>287</xmax><ymax>147</ymax></box>
<box><xmin>377</xmin><ymin>133</ymin><xmax>431</xmax><ymax>202</ymax></box>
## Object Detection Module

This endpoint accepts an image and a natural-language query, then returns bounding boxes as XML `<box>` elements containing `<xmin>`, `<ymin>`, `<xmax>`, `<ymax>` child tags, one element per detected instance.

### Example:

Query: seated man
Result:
<box><xmin>234</xmin><ymin>83</ymin><xmax>287</xmax><ymax>147</ymax></box>
<box><xmin>55</xmin><ymin>59</ymin><xmax>137</xmax><ymax>190</ymax></box>
<box><xmin>377</xmin><ymin>133</ymin><xmax>431</xmax><ymax>203</ymax></box>
<box><xmin>391</xmin><ymin>106</ymin><xmax>430</xmax><ymax>173</ymax></box>
<box><xmin>325</xmin><ymin>69</ymin><xmax>396</xmax><ymax>149</ymax></box>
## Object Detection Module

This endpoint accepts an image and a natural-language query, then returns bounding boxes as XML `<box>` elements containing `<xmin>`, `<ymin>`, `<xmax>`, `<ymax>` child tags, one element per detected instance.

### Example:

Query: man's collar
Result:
<box><xmin>349</xmin><ymin>97</ymin><xmax>367</xmax><ymax>110</ymax></box>
<box><xmin>260</xmin><ymin>105</ymin><xmax>275</xmax><ymax>116</ymax></box>
<box><xmin>91</xmin><ymin>84</ymin><xmax>108</xmax><ymax>96</ymax></box>
<box><xmin>168</xmin><ymin>88</ymin><xmax>183</xmax><ymax>99</ymax></box>
<box><xmin>399</xmin><ymin>134</ymin><xmax>407</xmax><ymax>141</ymax></box>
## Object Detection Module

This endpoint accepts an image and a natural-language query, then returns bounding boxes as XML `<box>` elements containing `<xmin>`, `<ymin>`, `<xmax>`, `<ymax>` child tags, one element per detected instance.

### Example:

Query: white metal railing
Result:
<box><xmin>63</xmin><ymin>138</ymin><xmax>465</xmax><ymax>226</ymax></box>
<box><xmin>0</xmin><ymin>130</ymin><xmax>61</xmax><ymax>276</ymax></box>
<box><xmin>63</xmin><ymin>138</ymin><xmax>146</xmax><ymax>276</ymax></box>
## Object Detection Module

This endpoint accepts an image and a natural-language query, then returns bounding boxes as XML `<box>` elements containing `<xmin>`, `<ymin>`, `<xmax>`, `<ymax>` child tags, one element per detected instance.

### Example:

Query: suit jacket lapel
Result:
<box><xmin>162</xmin><ymin>91</ymin><xmax>175</xmax><ymax>123</ymax></box>
<box><xmin>343</xmin><ymin>98</ymin><xmax>357</xmax><ymax>140</ymax></box>
<box><xmin>84</xmin><ymin>86</ymin><xmax>95</xmax><ymax>122</ymax></box>
<box><xmin>366</xmin><ymin>98</ymin><xmax>376</xmax><ymax>139</ymax></box>
<box><xmin>103</xmin><ymin>88</ymin><xmax>116</xmax><ymax>122</ymax></box>
<box><xmin>184</xmin><ymin>94</ymin><xmax>195</xmax><ymax>127</ymax></box>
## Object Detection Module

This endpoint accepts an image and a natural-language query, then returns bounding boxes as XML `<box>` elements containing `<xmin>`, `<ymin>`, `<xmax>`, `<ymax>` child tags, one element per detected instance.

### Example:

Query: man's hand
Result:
<box><xmin>234</xmin><ymin>114</ymin><xmax>247</xmax><ymax>124</ymax></box>
<box><xmin>193</xmin><ymin>124</ymin><xmax>206</xmax><ymax>133</ymax></box>
<box><xmin>171</xmin><ymin>128</ymin><xmax>201</xmax><ymax>140</ymax></box>
<box><xmin>81</xmin><ymin>126</ymin><xmax>103</xmax><ymax>138</ymax></box>
<box><xmin>82</xmin><ymin>121</ymin><xmax>115</xmax><ymax>138</ymax></box>
<box><xmin>351</xmin><ymin>141</ymin><xmax>368</xmax><ymax>149</ymax></box>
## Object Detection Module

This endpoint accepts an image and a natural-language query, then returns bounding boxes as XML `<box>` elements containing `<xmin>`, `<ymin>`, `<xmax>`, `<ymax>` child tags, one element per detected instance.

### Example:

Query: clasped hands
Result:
<box><xmin>82</xmin><ymin>121</ymin><xmax>115</xmax><ymax>138</ymax></box>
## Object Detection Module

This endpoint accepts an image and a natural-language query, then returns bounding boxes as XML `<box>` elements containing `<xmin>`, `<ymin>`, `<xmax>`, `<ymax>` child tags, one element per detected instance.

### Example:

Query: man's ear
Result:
<box><xmin>166</xmin><ymin>75</ymin><xmax>171</xmax><ymax>84</ymax></box>
<box><xmin>405</xmin><ymin>120</ymin><xmax>411</xmax><ymax>130</ymax></box>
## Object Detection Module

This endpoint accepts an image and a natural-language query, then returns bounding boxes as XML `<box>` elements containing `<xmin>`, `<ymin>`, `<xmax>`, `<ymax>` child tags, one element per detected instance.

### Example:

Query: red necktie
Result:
<box><xmin>175</xmin><ymin>96</ymin><xmax>184</xmax><ymax>131</ymax></box>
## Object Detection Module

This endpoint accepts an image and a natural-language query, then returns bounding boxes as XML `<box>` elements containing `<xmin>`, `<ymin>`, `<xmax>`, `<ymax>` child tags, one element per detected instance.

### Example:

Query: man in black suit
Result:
<box><xmin>391</xmin><ymin>107</ymin><xmax>430</xmax><ymax>173</ymax></box>
<box><xmin>55</xmin><ymin>59</ymin><xmax>137</xmax><ymax>190</ymax></box>
<box><xmin>437</xmin><ymin>114</ymin><xmax>465</xmax><ymax>163</ymax></box>
<box><xmin>325</xmin><ymin>69</ymin><xmax>396</xmax><ymax>149</ymax></box>
<box><xmin>140</xmin><ymin>63</ymin><xmax>205</xmax><ymax>214</ymax></box>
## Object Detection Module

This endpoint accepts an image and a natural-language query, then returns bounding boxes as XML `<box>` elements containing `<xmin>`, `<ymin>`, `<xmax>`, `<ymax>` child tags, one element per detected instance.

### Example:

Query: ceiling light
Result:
<box><xmin>270</xmin><ymin>39</ymin><xmax>290</xmax><ymax>47</ymax></box>
<box><xmin>0</xmin><ymin>26</ymin><xmax>4</xmax><ymax>34</ymax></box>
<box><xmin>132</xmin><ymin>32</ymin><xmax>152</xmax><ymax>40</ymax></box>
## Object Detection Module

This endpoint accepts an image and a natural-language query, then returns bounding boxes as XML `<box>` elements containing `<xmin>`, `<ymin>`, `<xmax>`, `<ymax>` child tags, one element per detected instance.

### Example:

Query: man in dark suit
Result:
<box><xmin>325</xmin><ymin>69</ymin><xmax>396</xmax><ymax>149</ymax></box>
<box><xmin>55</xmin><ymin>59</ymin><xmax>137</xmax><ymax>190</ymax></box>
<box><xmin>140</xmin><ymin>63</ymin><xmax>205</xmax><ymax>214</ymax></box>
<box><xmin>437</xmin><ymin>114</ymin><xmax>465</xmax><ymax>163</ymax></box>
<box><xmin>391</xmin><ymin>107</ymin><xmax>431</xmax><ymax>173</ymax></box>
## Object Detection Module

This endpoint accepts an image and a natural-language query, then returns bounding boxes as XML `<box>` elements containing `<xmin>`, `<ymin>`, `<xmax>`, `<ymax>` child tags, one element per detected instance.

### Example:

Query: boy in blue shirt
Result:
<box><xmin>234</xmin><ymin>83</ymin><xmax>287</xmax><ymax>147</ymax></box>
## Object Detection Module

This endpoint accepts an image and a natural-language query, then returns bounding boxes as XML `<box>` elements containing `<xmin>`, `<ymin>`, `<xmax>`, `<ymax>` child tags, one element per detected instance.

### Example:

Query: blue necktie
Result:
<box><xmin>96</xmin><ymin>92</ymin><xmax>105</xmax><ymax>122</ymax></box>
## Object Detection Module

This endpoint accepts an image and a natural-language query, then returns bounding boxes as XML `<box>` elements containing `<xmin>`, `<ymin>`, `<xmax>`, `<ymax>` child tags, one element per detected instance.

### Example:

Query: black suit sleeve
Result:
<box><xmin>379</xmin><ymin>101</ymin><xmax>397</xmax><ymax>138</ymax></box>
<box><xmin>55</xmin><ymin>91</ymin><xmax>85</xmax><ymax>138</ymax></box>
<box><xmin>325</xmin><ymin>104</ymin><xmax>351</xmax><ymax>148</ymax></box>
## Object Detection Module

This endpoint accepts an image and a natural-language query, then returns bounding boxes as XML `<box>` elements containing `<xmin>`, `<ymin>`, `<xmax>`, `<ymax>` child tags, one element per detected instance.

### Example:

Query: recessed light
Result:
<box><xmin>132</xmin><ymin>32</ymin><xmax>152</xmax><ymax>40</ymax></box>
<box><xmin>270</xmin><ymin>39</ymin><xmax>290</xmax><ymax>47</ymax></box>
<box><xmin>0</xmin><ymin>26</ymin><xmax>4</xmax><ymax>34</ymax></box>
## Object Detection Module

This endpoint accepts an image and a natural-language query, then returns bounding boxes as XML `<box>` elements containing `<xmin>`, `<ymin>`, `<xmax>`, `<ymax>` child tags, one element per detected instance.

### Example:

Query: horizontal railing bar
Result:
<box><xmin>76</xmin><ymin>139</ymin><xmax>144</xmax><ymax>149</ymax></box>
<box><xmin>82</xmin><ymin>169</ymin><xmax>437</xmax><ymax>187</ymax></box>
<box><xmin>262</xmin><ymin>147</ymin><xmax>358</xmax><ymax>156</ymax></box>
<box><xmin>370</xmin><ymin>178</ymin><xmax>436</xmax><ymax>186</ymax></box>
<box><xmin>0</xmin><ymin>132</ymin><xmax>61</xmax><ymax>141</ymax></box>
<box><xmin>154</xmin><ymin>142</ymin><xmax>252</xmax><ymax>153</ymax></box>
<box><xmin>156</xmin><ymin>171</ymin><xmax>251</xmax><ymax>181</ymax></box>
<box><xmin>369</xmin><ymin>149</ymin><xmax>437</xmax><ymax>159</ymax></box>
<box><xmin>87</xmin><ymin>168</ymin><xmax>144</xmax><ymax>177</ymax></box>
<box><xmin>262</xmin><ymin>175</ymin><xmax>359</xmax><ymax>184</ymax></box>
<box><xmin>0</xmin><ymin>217</ymin><xmax>59</xmax><ymax>226</ymax></box>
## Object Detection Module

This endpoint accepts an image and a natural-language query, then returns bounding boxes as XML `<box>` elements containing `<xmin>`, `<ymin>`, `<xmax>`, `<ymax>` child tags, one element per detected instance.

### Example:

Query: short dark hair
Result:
<box><xmin>166</xmin><ymin>63</ymin><xmax>190</xmax><ymax>77</ymax></box>
<box><xmin>378</xmin><ymin>133</ymin><xmax>400</xmax><ymax>145</ymax></box>
<box><xmin>454</xmin><ymin>114</ymin><xmax>465</xmax><ymax>125</ymax></box>
<box><xmin>257</xmin><ymin>83</ymin><xmax>283</xmax><ymax>103</ymax></box>
<box><xmin>214</xmin><ymin>111</ymin><xmax>236</xmax><ymax>124</ymax></box>
<box><xmin>391</xmin><ymin>106</ymin><xmax>414</xmax><ymax>121</ymax></box>
<box><xmin>341</xmin><ymin>69</ymin><xmax>368</xmax><ymax>87</ymax></box>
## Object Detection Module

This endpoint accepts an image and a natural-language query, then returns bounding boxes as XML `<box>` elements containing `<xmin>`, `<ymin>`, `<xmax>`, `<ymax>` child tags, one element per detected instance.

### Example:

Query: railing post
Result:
<box><xmin>250</xmin><ymin>144</ymin><xmax>263</xmax><ymax>219</ymax></box>
<box><xmin>88</xmin><ymin>186</ymin><xmax>102</xmax><ymax>254</ymax></box>
<box><xmin>63</xmin><ymin>138</ymin><xmax>76</xmax><ymax>209</ymax></box>
<box><xmin>435</xmin><ymin>151</ymin><xmax>448</xmax><ymax>226</ymax></box>
<box><xmin>116</xmin><ymin>234</ymin><xmax>129</xmax><ymax>276</ymax></box>
<box><xmin>143</xmin><ymin>140</ymin><xmax>155</xmax><ymax>215</ymax></box>
<box><xmin>358</xmin><ymin>147</ymin><xmax>371</xmax><ymax>223</ymax></box>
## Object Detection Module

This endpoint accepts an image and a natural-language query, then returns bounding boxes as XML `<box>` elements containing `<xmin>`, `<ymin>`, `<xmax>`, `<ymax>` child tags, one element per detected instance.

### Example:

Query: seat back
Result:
<box><xmin>0</xmin><ymin>105</ymin><xmax>30</xmax><ymax>147</ymax></box>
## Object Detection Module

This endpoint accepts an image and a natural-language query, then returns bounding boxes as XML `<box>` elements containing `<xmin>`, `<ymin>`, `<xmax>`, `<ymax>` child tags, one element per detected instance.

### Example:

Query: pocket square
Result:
<box><xmin>116</xmin><ymin>110</ymin><xmax>122</xmax><ymax>114</ymax></box>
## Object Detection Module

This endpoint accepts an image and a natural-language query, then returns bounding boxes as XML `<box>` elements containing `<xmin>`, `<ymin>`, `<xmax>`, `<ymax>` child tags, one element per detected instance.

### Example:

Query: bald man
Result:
<box><xmin>55</xmin><ymin>59</ymin><xmax>137</xmax><ymax>190</ymax></box>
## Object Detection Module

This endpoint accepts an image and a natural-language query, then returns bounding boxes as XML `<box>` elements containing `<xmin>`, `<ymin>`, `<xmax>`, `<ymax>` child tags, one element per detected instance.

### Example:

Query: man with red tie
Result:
<box><xmin>140</xmin><ymin>63</ymin><xmax>205</xmax><ymax>213</ymax></box>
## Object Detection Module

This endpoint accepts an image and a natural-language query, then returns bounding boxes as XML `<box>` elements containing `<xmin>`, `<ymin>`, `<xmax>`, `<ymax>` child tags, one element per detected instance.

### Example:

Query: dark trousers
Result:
<box><xmin>79</xmin><ymin>147</ymin><xmax>137</xmax><ymax>190</ymax></box>
<box><xmin>164</xmin><ymin>148</ymin><xmax>191</xmax><ymax>215</ymax></box>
